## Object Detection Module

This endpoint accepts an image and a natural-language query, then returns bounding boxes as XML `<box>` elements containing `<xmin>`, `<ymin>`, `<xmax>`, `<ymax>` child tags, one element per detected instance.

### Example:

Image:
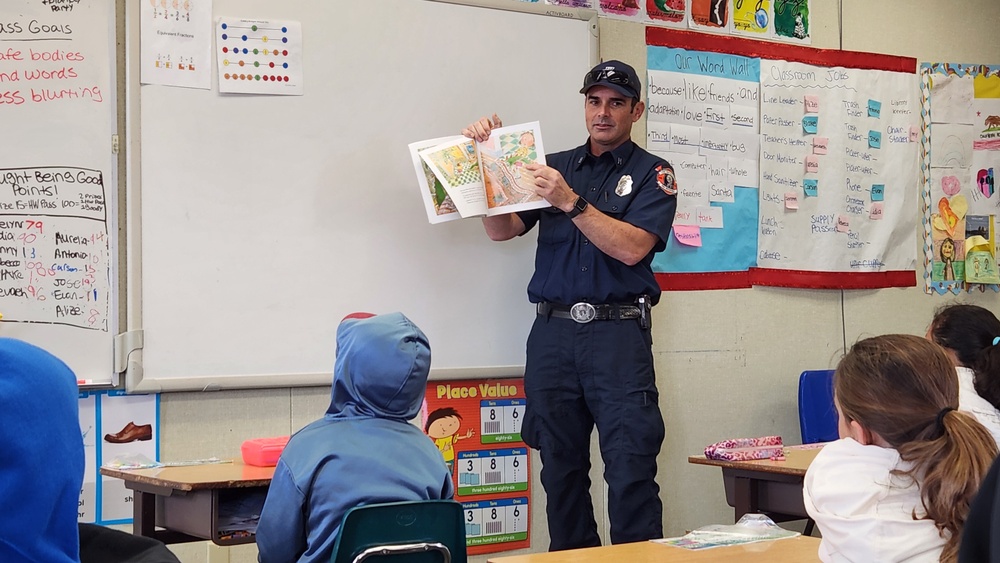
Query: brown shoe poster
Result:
<box><xmin>97</xmin><ymin>390</ymin><xmax>158</xmax><ymax>523</ymax></box>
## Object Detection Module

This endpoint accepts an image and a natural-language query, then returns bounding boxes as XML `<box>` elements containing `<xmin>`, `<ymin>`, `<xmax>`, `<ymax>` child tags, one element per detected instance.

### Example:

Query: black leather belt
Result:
<box><xmin>537</xmin><ymin>302</ymin><xmax>641</xmax><ymax>324</ymax></box>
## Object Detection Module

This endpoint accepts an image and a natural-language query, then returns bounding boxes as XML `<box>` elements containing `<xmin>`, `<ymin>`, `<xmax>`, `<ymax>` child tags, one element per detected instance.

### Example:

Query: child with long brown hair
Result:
<box><xmin>804</xmin><ymin>334</ymin><xmax>998</xmax><ymax>563</ymax></box>
<box><xmin>927</xmin><ymin>303</ymin><xmax>1000</xmax><ymax>447</ymax></box>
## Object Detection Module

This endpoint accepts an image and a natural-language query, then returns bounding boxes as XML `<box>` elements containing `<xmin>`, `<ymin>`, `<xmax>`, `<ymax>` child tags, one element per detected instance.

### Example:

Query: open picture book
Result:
<box><xmin>408</xmin><ymin>121</ymin><xmax>550</xmax><ymax>224</ymax></box>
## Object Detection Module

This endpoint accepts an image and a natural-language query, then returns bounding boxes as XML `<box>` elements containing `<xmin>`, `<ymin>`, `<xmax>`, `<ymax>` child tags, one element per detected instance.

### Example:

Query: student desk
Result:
<box><xmin>688</xmin><ymin>446</ymin><xmax>822</xmax><ymax>522</ymax></box>
<box><xmin>100</xmin><ymin>461</ymin><xmax>273</xmax><ymax>546</ymax></box>
<box><xmin>487</xmin><ymin>536</ymin><xmax>821</xmax><ymax>562</ymax></box>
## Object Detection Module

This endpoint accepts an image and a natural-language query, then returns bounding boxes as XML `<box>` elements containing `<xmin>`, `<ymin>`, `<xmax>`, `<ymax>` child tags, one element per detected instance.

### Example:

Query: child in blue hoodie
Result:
<box><xmin>256</xmin><ymin>312</ymin><xmax>455</xmax><ymax>563</ymax></box>
<box><xmin>0</xmin><ymin>338</ymin><xmax>85</xmax><ymax>562</ymax></box>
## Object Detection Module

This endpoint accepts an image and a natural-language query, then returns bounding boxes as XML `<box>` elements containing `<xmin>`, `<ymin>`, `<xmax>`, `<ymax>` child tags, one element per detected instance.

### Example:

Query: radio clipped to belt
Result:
<box><xmin>637</xmin><ymin>294</ymin><xmax>650</xmax><ymax>330</ymax></box>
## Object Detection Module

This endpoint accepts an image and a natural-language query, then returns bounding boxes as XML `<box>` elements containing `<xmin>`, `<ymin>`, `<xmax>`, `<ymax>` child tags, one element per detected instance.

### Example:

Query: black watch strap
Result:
<box><xmin>566</xmin><ymin>196</ymin><xmax>588</xmax><ymax>219</ymax></box>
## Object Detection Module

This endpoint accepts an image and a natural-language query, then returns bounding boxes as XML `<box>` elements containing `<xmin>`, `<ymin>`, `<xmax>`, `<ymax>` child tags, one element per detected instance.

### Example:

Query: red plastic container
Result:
<box><xmin>241</xmin><ymin>435</ymin><xmax>290</xmax><ymax>467</ymax></box>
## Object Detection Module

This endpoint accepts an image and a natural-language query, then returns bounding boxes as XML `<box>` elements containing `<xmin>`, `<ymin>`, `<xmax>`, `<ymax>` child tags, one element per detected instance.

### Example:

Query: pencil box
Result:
<box><xmin>241</xmin><ymin>435</ymin><xmax>290</xmax><ymax>467</ymax></box>
<box><xmin>704</xmin><ymin>436</ymin><xmax>784</xmax><ymax>461</ymax></box>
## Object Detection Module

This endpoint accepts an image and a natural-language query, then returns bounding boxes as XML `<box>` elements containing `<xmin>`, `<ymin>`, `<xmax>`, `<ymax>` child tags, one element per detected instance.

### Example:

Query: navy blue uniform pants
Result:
<box><xmin>521</xmin><ymin>314</ymin><xmax>665</xmax><ymax>551</ymax></box>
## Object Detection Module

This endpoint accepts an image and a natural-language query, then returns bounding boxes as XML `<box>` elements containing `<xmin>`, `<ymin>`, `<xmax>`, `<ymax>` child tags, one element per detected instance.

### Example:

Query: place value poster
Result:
<box><xmin>423</xmin><ymin>378</ymin><xmax>529</xmax><ymax>555</ymax></box>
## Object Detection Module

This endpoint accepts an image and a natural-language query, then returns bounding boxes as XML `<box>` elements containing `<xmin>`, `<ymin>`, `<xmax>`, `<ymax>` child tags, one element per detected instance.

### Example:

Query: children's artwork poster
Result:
<box><xmin>215</xmin><ymin>17</ymin><xmax>303</xmax><ymax>95</ymax></box>
<box><xmin>422</xmin><ymin>379</ymin><xmax>530</xmax><ymax>555</ymax></box>
<box><xmin>645</xmin><ymin>0</ymin><xmax>686</xmax><ymax>27</ymax></box>
<box><xmin>731</xmin><ymin>0</ymin><xmax>772</xmax><ymax>37</ymax></box>
<box><xmin>140</xmin><ymin>0</ymin><xmax>213</xmax><ymax>89</ymax></box>
<box><xmin>921</xmin><ymin>62</ymin><xmax>1000</xmax><ymax>294</ymax></box>
<box><xmin>546</xmin><ymin>0</ymin><xmax>593</xmax><ymax>7</ymax></box>
<box><xmin>772</xmin><ymin>0</ymin><xmax>810</xmax><ymax>44</ymax></box>
<box><xmin>597</xmin><ymin>0</ymin><xmax>642</xmax><ymax>20</ymax></box>
<box><xmin>647</xmin><ymin>29</ymin><xmax>919</xmax><ymax>291</ymax></box>
<box><xmin>688</xmin><ymin>0</ymin><xmax>729</xmax><ymax>32</ymax></box>
<box><xmin>78</xmin><ymin>390</ymin><xmax>159</xmax><ymax>524</ymax></box>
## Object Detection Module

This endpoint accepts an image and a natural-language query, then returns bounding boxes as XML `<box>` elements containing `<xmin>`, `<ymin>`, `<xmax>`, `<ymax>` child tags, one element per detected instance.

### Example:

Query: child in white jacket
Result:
<box><xmin>926</xmin><ymin>303</ymin><xmax>1000</xmax><ymax>447</ymax></box>
<box><xmin>804</xmin><ymin>334</ymin><xmax>997</xmax><ymax>563</ymax></box>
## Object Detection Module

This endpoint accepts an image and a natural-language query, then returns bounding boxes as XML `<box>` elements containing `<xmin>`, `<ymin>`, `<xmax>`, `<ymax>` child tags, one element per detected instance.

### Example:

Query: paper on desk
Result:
<box><xmin>654</xmin><ymin>514</ymin><xmax>800</xmax><ymax>550</ymax></box>
<box><xmin>102</xmin><ymin>453</ymin><xmax>161</xmax><ymax>470</ymax></box>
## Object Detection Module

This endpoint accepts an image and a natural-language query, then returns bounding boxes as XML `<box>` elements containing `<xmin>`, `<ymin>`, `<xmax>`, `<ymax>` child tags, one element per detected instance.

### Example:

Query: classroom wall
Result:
<box><xmin>157</xmin><ymin>2</ymin><xmax>1000</xmax><ymax>561</ymax></box>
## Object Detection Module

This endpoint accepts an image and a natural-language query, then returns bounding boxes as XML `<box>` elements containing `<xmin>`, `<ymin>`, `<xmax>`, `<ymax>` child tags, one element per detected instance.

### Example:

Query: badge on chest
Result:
<box><xmin>615</xmin><ymin>175</ymin><xmax>633</xmax><ymax>197</ymax></box>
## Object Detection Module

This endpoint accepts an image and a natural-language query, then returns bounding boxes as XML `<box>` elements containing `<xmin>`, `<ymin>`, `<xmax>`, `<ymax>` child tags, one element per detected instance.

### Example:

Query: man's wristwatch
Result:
<box><xmin>566</xmin><ymin>196</ymin><xmax>589</xmax><ymax>219</ymax></box>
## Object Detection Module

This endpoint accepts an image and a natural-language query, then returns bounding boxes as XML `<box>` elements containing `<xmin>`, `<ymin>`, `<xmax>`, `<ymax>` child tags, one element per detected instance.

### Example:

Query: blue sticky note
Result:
<box><xmin>803</xmin><ymin>178</ymin><xmax>818</xmax><ymax>197</ymax></box>
<box><xmin>867</xmin><ymin>100</ymin><xmax>881</xmax><ymax>118</ymax></box>
<box><xmin>802</xmin><ymin>115</ymin><xmax>818</xmax><ymax>134</ymax></box>
<box><xmin>868</xmin><ymin>130</ymin><xmax>881</xmax><ymax>149</ymax></box>
<box><xmin>871</xmin><ymin>184</ymin><xmax>885</xmax><ymax>201</ymax></box>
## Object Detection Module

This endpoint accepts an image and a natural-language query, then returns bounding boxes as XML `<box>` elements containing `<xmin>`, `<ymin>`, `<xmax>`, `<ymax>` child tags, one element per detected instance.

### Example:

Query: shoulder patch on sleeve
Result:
<box><xmin>656</xmin><ymin>165</ymin><xmax>677</xmax><ymax>196</ymax></box>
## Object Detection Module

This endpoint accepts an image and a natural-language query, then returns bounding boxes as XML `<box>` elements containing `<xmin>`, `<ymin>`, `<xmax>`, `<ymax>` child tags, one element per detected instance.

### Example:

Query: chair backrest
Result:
<box><xmin>331</xmin><ymin>500</ymin><xmax>467</xmax><ymax>563</ymax></box>
<box><xmin>798</xmin><ymin>369</ymin><xmax>839</xmax><ymax>444</ymax></box>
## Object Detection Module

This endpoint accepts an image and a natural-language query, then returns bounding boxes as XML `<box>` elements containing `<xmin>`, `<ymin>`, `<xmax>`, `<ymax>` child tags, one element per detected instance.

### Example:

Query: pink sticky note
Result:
<box><xmin>805</xmin><ymin>156</ymin><xmax>819</xmax><ymax>174</ymax></box>
<box><xmin>836</xmin><ymin>215</ymin><xmax>850</xmax><ymax>233</ymax></box>
<box><xmin>784</xmin><ymin>192</ymin><xmax>799</xmax><ymax>210</ymax></box>
<box><xmin>673</xmin><ymin>224</ymin><xmax>702</xmax><ymax>247</ymax></box>
<box><xmin>870</xmin><ymin>202</ymin><xmax>884</xmax><ymax>220</ymax></box>
<box><xmin>804</xmin><ymin>95</ymin><xmax>820</xmax><ymax>113</ymax></box>
<box><xmin>812</xmin><ymin>137</ymin><xmax>828</xmax><ymax>155</ymax></box>
<box><xmin>909</xmin><ymin>125</ymin><xmax>919</xmax><ymax>142</ymax></box>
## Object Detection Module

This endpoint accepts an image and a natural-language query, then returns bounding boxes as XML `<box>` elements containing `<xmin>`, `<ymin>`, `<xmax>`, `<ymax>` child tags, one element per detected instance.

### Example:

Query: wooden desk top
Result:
<box><xmin>688</xmin><ymin>445</ymin><xmax>823</xmax><ymax>476</ymax></box>
<box><xmin>99</xmin><ymin>460</ymin><xmax>274</xmax><ymax>491</ymax></box>
<box><xmin>487</xmin><ymin>536</ymin><xmax>821</xmax><ymax>562</ymax></box>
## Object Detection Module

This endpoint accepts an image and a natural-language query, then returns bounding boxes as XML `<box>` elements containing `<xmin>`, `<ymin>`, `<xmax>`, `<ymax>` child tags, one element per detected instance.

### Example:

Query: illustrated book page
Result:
<box><xmin>412</xmin><ymin>121</ymin><xmax>550</xmax><ymax>222</ymax></box>
<box><xmin>408</xmin><ymin>136</ymin><xmax>463</xmax><ymax>224</ymax></box>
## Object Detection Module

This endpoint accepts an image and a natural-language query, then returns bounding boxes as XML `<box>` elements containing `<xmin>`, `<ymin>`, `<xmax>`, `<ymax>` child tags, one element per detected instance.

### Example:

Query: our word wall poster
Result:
<box><xmin>647</xmin><ymin>44</ymin><xmax>761</xmax><ymax>290</ymax></box>
<box><xmin>423</xmin><ymin>379</ymin><xmax>529</xmax><ymax>555</ymax></box>
<box><xmin>647</xmin><ymin>28</ymin><xmax>919</xmax><ymax>290</ymax></box>
<box><xmin>921</xmin><ymin>62</ymin><xmax>1000</xmax><ymax>295</ymax></box>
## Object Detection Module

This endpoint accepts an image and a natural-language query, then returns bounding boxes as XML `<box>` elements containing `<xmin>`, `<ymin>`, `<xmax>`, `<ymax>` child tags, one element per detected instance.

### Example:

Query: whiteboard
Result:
<box><xmin>126</xmin><ymin>0</ymin><xmax>595</xmax><ymax>391</ymax></box>
<box><xmin>0</xmin><ymin>0</ymin><xmax>117</xmax><ymax>385</ymax></box>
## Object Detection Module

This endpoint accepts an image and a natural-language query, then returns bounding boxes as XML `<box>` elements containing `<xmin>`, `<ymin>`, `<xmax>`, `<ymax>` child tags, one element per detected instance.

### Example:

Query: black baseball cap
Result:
<box><xmin>579</xmin><ymin>60</ymin><xmax>641</xmax><ymax>100</ymax></box>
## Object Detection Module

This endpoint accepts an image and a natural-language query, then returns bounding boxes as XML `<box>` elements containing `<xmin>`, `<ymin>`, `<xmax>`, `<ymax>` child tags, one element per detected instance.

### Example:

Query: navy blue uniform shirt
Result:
<box><xmin>516</xmin><ymin>139</ymin><xmax>677</xmax><ymax>306</ymax></box>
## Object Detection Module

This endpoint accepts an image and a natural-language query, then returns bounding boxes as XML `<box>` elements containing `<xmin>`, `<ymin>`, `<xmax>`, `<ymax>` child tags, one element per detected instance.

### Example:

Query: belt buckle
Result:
<box><xmin>569</xmin><ymin>302</ymin><xmax>596</xmax><ymax>324</ymax></box>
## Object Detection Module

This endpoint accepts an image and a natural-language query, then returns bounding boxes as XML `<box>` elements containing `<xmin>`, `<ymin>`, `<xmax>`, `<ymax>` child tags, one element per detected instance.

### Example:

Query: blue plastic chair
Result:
<box><xmin>330</xmin><ymin>500</ymin><xmax>467</xmax><ymax>563</ymax></box>
<box><xmin>797</xmin><ymin>369</ymin><xmax>838</xmax><ymax>537</ymax></box>
<box><xmin>798</xmin><ymin>369</ymin><xmax>839</xmax><ymax>444</ymax></box>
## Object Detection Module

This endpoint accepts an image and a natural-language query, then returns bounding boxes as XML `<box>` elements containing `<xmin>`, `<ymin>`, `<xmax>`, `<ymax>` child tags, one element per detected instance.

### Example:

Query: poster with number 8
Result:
<box><xmin>423</xmin><ymin>379</ymin><xmax>531</xmax><ymax>555</ymax></box>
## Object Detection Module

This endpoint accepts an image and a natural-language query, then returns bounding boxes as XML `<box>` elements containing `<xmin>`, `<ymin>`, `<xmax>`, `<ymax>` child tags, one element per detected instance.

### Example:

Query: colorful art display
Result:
<box><xmin>921</xmin><ymin>62</ymin><xmax>1000</xmax><ymax>294</ymax></box>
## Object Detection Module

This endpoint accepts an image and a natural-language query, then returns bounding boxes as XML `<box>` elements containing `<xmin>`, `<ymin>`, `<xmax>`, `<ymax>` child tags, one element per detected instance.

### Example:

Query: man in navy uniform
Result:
<box><xmin>463</xmin><ymin>60</ymin><xmax>677</xmax><ymax>550</ymax></box>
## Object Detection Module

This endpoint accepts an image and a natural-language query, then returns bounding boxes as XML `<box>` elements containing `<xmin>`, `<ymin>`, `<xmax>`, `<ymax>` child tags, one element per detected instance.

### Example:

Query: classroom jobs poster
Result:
<box><xmin>423</xmin><ymin>379</ymin><xmax>530</xmax><ymax>555</ymax></box>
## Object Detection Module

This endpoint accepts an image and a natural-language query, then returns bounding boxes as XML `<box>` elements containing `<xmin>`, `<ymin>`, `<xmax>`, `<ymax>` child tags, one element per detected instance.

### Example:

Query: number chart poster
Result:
<box><xmin>422</xmin><ymin>378</ymin><xmax>530</xmax><ymax>555</ymax></box>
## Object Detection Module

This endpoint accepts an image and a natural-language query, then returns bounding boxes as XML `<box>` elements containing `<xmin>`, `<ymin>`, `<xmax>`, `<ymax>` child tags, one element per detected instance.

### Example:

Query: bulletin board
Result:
<box><xmin>920</xmin><ymin>62</ymin><xmax>1000</xmax><ymax>295</ymax></box>
<box><xmin>0</xmin><ymin>0</ymin><xmax>118</xmax><ymax>385</ymax></box>
<box><xmin>644</xmin><ymin>28</ymin><xmax>920</xmax><ymax>290</ymax></box>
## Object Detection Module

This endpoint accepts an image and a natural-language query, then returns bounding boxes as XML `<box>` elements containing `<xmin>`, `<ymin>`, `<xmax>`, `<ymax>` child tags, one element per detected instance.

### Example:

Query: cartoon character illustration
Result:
<box><xmin>940</xmin><ymin>237</ymin><xmax>956</xmax><ymax>281</ymax></box>
<box><xmin>424</xmin><ymin>407</ymin><xmax>475</xmax><ymax>472</ymax></box>
<box><xmin>793</xmin><ymin>12</ymin><xmax>807</xmax><ymax>39</ymax></box>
